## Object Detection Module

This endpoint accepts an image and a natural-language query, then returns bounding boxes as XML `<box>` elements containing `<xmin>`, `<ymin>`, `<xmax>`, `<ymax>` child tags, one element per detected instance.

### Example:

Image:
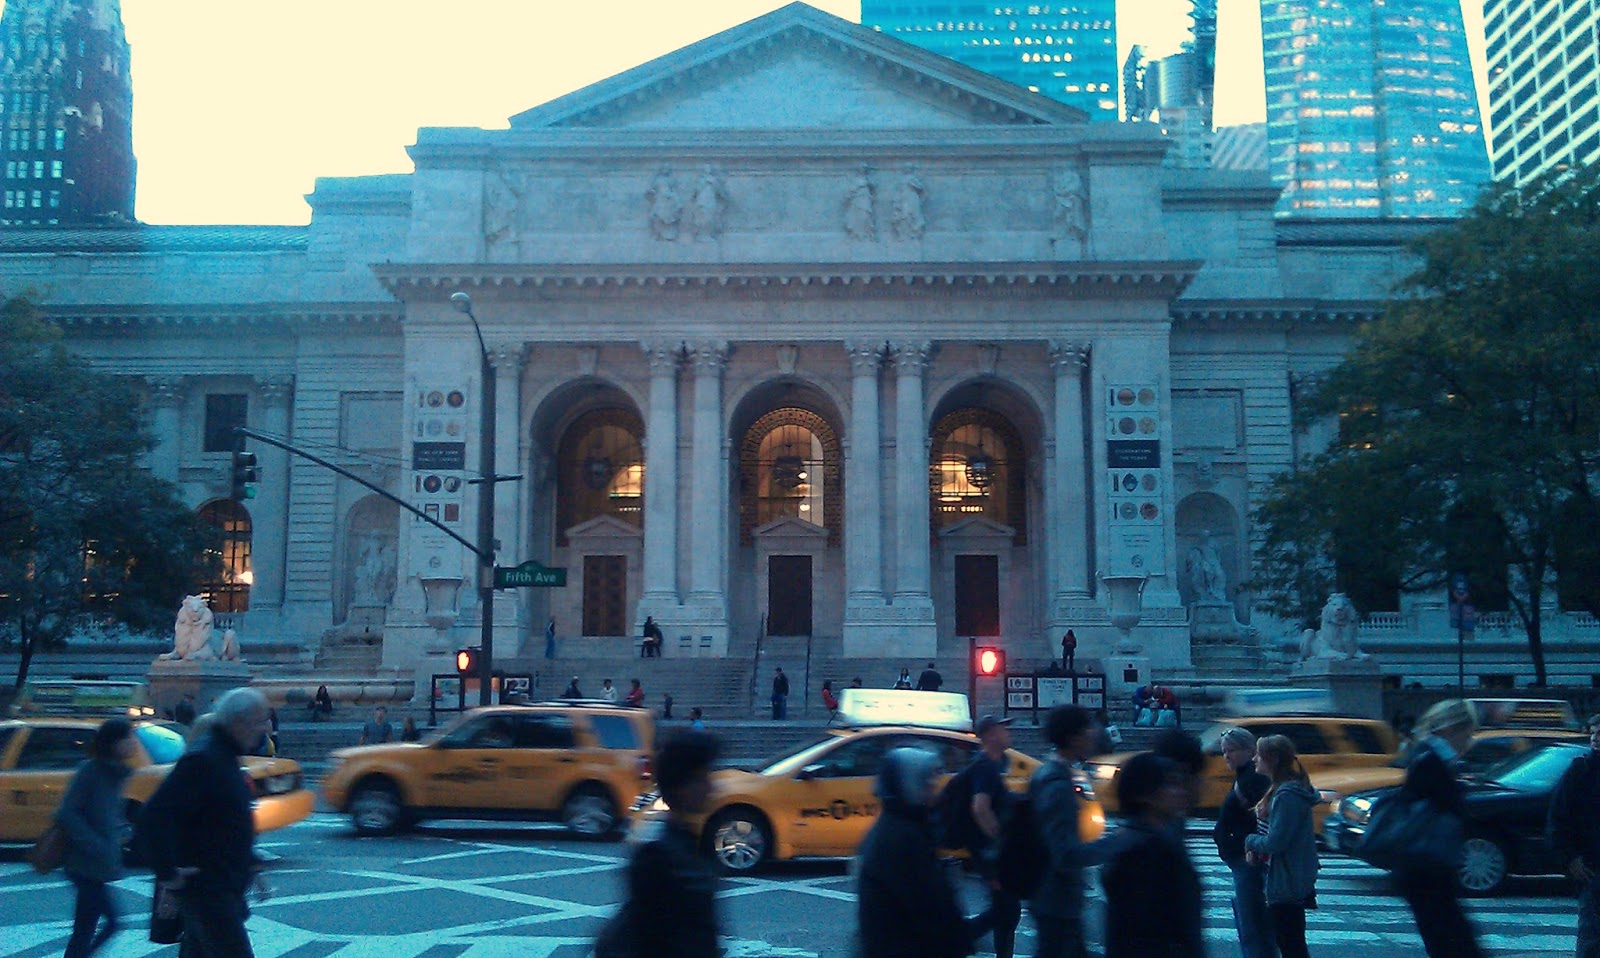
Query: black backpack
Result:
<box><xmin>934</xmin><ymin>763</ymin><xmax>978</xmax><ymax>851</ymax></box>
<box><xmin>996</xmin><ymin>795</ymin><xmax>1047</xmax><ymax>898</ymax></box>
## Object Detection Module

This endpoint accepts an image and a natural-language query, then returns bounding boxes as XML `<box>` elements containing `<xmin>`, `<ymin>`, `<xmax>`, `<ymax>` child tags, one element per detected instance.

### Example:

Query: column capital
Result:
<box><xmin>642</xmin><ymin>340</ymin><xmax>683</xmax><ymax>374</ymax></box>
<box><xmin>486</xmin><ymin>342</ymin><xmax>529</xmax><ymax>373</ymax></box>
<box><xmin>845</xmin><ymin>340</ymin><xmax>884</xmax><ymax>375</ymax></box>
<box><xmin>254</xmin><ymin>375</ymin><xmax>294</xmax><ymax>406</ymax></box>
<box><xmin>689</xmin><ymin>340</ymin><xmax>728</xmax><ymax>375</ymax></box>
<box><xmin>890</xmin><ymin>341</ymin><xmax>933</xmax><ymax>373</ymax></box>
<box><xmin>1049</xmin><ymin>340</ymin><xmax>1091</xmax><ymax>372</ymax></box>
<box><xmin>146</xmin><ymin>375</ymin><xmax>186</xmax><ymax>407</ymax></box>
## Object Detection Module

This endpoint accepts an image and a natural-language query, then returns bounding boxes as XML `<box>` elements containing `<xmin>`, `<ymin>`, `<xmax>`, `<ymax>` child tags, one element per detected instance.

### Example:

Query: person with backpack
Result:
<box><xmin>1213</xmin><ymin>727</ymin><xmax>1275</xmax><ymax>958</ymax></box>
<box><xmin>1392</xmin><ymin>699</ymin><xmax>1482</xmax><ymax>958</ymax></box>
<box><xmin>56</xmin><ymin>717</ymin><xmax>135</xmax><ymax>958</ymax></box>
<box><xmin>1029</xmin><ymin>705</ymin><xmax>1105</xmax><ymax>958</ymax></box>
<box><xmin>963</xmin><ymin>714</ymin><xmax>1021</xmax><ymax>958</ymax></box>
<box><xmin>1245</xmin><ymin>735</ymin><xmax>1320</xmax><ymax>958</ymax></box>
<box><xmin>857</xmin><ymin>746</ymin><xmax>971</xmax><ymax>958</ymax></box>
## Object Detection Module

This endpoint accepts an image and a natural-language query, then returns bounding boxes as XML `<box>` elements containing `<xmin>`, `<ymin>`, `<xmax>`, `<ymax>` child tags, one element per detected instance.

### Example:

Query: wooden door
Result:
<box><xmin>582</xmin><ymin>555</ymin><xmax>626</xmax><ymax>636</ymax></box>
<box><xmin>767</xmin><ymin>555</ymin><xmax>813</xmax><ymax>636</ymax></box>
<box><xmin>954</xmin><ymin>554</ymin><xmax>1000</xmax><ymax>637</ymax></box>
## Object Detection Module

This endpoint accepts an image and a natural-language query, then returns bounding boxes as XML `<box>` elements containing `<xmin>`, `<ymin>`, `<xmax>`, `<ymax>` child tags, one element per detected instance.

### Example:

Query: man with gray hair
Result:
<box><xmin>140</xmin><ymin>687</ymin><xmax>273</xmax><ymax>957</ymax></box>
<box><xmin>1213</xmin><ymin>726</ymin><xmax>1274</xmax><ymax>958</ymax></box>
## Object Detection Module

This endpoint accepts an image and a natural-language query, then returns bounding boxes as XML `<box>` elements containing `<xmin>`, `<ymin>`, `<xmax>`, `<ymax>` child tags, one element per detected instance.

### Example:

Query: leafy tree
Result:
<box><xmin>1254</xmin><ymin>169</ymin><xmax>1600</xmax><ymax>685</ymax></box>
<box><xmin>0</xmin><ymin>295</ymin><xmax>215</xmax><ymax>689</ymax></box>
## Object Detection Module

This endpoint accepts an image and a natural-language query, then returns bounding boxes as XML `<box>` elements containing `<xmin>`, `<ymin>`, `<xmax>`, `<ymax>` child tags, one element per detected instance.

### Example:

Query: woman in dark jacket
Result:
<box><xmin>57</xmin><ymin>718</ymin><xmax>136</xmax><ymax>958</ymax></box>
<box><xmin>1101</xmin><ymin>752</ymin><xmax>1206</xmax><ymax>958</ymax></box>
<box><xmin>1394</xmin><ymin>699</ymin><xmax>1482</xmax><ymax>958</ymax></box>
<box><xmin>857</xmin><ymin>747</ymin><xmax>970</xmax><ymax>958</ymax></box>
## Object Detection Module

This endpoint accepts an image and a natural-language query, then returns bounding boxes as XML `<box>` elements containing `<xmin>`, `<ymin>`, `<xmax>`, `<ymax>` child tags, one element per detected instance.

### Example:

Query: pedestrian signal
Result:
<box><xmin>975</xmin><ymin>647</ymin><xmax>1004</xmax><ymax>676</ymax></box>
<box><xmin>455</xmin><ymin>648</ymin><xmax>478</xmax><ymax>675</ymax></box>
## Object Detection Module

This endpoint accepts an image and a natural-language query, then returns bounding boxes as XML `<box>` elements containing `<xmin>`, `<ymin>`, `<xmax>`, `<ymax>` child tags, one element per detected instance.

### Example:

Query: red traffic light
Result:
<box><xmin>975</xmin><ymin>647</ymin><xmax>1004</xmax><ymax>676</ymax></box>
<box><xmin>455</xmin><ymin>648</ymin><xmax>478</xmax><ymax>675</ymax></box>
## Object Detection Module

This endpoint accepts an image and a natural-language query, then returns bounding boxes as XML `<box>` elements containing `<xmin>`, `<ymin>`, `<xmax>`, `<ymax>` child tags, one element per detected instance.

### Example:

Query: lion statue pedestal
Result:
<box><xmin>1290</xmin><ymin>593</ymin><xmax>1382</xmax><ymax>718</ymax></box>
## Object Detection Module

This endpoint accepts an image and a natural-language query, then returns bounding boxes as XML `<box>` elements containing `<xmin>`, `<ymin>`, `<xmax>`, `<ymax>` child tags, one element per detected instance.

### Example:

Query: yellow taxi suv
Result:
<box><xmin>635</xmin><ymin>689</ymin><xmax>1106</xmax><ymax>874</ymax></box>
<box><xmin>0</xmin><ymin>717</ymin><xmax>314</xmax><ymax>843</ymax></box>
<box><xmin>320</xmin><ymin>701</ymin><xmax>654</xmax><ymax>837</ymax></box>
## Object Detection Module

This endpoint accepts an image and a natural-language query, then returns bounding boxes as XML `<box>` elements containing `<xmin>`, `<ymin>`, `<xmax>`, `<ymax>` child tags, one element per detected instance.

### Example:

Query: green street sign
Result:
<box><xmin>493</xmin><ymin>561</ymin><xmax>567</xmax><ymax>589</ymax></box>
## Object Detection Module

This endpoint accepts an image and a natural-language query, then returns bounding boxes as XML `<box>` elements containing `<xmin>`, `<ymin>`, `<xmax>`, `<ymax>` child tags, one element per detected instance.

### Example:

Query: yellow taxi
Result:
<box><xmin>1085</xmin><ymin>712</ymin><xmax>1400</xmax><ymax>815</ymax></box>
<box><xmin>320</xmin><ymin>701</ymin><xmax>654</xmax><ymax>837</ymax></box>
<box><xmin>639</xmin><ymin>690</ymin><xmax>1106</xmax><ymax>874</ymax></box>
<box><xmin>0</xmin><ymin>716</ymin><xmax>314</xmax><ymax>843</ymax></box>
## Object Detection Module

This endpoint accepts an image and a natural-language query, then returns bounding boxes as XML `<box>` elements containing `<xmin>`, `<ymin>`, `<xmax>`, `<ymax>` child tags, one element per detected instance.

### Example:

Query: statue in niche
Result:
<box><xmin>843</xmin><ymin>164</ymin><xmax>876</xmax><ymax>240</ymax></box>
<box><xmin>889</xmin><ymin>166</ymin><xmax>927</xmax><ymax>241</ymax></box>
<box><xmin>353</xmin><ymin>533</ymin><xmax>397</xmax><ymax>607</ymax></box>
<box><xmin>1052</xmin><ymin>168</ymin><xmax>1089</xmax><ymax>245</ymax></box>
<box><xmin>647</xmin><ymin>166</ymin><xmax>683</xmax><ymax>241</ymax></box>
<box><xmin>1186</xmin><ymin>529</ymin><xmax>1228</xmax><ymax>604</ymax></box>
<box><xmin>160</xmin><ymin>595</ymin><xmax>215</xmax><ymax>661</ymax></box>
<box><xmin>483</xmin><ymin>167</ymin><xmax>524</xmax><ymax>255</ymax></box>
<box><xmin>688</xmin><ymin>165</ymin><xmax>727</xmax><ymax>240</ymax></box>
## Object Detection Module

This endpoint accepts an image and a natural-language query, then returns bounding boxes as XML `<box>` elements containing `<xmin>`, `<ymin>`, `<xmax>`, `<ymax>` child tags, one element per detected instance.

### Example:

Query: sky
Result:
<box><xmin>3</xmin><ymin>0</ymin><xmax>1486</xmax><ymax>225</ymax></box>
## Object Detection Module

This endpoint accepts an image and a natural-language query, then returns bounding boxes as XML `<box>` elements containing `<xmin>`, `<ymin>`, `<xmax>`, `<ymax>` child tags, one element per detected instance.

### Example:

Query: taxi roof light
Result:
<box><xmin>829</xmin><ymin>689</ymin><xmax>973</xmax><ymax>732</ymax></box>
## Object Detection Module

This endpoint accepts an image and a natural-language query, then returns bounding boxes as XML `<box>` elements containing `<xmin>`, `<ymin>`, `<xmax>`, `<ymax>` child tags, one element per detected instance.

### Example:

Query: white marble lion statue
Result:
<box><xmin>1299</xmin><ymin>592</ymin><xmax>1367</xmax><ymax>660</ymax></box>
<box><xmin>160</xmin><ymin>594</ymin><xmax>216</xmax><ymax>661</ymax></box>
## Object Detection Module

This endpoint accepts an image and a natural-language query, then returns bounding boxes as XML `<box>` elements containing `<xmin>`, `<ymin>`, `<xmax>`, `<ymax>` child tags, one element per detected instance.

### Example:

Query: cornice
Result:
<box><xmin>44</xmin><ymin>303</ymin><xmax>403</xmax><ymax>329</ymax></box>
<box><xmin>1171</xmin><ymin>300</ymin><xmax>1385</xmax><ymax>329</ymax></box>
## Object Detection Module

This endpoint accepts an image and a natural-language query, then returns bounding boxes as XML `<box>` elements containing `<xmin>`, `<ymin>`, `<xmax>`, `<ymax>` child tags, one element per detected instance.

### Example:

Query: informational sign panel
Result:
<box><xmin>1106</xmin><ymin>384</ymin><xmax>1166</xmax><ymax>576</ymax></box>
<box><xmin>1074</xmin><ymin>673</ymin><xmax>1106</xmax><ymax>710</ymax></box>
<box><xmin>1036</xmin><ymin>677</ymin><xmax>1074</xmax><ymax>709</ymax></box>
<box><xmin>409</xmin><ymin>380</ymin><xmax>473</xmax><ymax>580</ymax></box>
<box><xmin>1006</xmin><ymin>675</ymin><xmax>1036</xmax><ymax>710</ymax></box>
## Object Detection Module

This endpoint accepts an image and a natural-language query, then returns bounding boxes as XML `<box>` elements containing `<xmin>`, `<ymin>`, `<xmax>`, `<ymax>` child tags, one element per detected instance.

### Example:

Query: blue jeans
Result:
<box><xmin>771</xmin><ymin>694</ymin><xmax>786</xmax><ymax>720</ymax></box>
<box><xmin>1228</xmin><ymin>860</ymin><xmax>1277</xmax><ymax>958</ymax></box>
<box><xmin>1579</xmin><ymin>874</ymin><xmax>1599</xmax><ymax>958</ymax></box>
<box><xmin>64</xmin><ymin>878</ymin><xmax>118</xmax><ymax>958</ymax></box>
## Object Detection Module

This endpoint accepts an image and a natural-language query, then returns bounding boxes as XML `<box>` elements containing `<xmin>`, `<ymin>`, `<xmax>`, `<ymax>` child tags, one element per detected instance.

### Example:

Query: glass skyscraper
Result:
<box><xmin>861</xmin><ymin>3</ymin><xmax>1119</xmax><ymax>120</ymax></box>
<box><xmin>1484</xmin><ymin>0</ymin><xmax>1600</xmax><ymax>184</ymax></box>
<box><xmin>1260</xmin><ymin>0</ymin><xmax>1490</xmax><ymax>217</ymax></box>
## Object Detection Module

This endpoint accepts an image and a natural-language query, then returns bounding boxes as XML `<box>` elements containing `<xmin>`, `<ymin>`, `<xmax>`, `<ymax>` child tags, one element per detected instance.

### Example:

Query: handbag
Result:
<box><xmin>1357</xmin><ymin>793</ymin><xmax>1463</xmax><ymax>872</ymax></box>
<box><xmin>28</xmin><ymin>823</ymin><xmax>68</xmax><ymax>875</ymax></box>
<box><xmin>149</xmin><ymin>882</ymin><xmax>184</xmax><ymax>945</ymax></box>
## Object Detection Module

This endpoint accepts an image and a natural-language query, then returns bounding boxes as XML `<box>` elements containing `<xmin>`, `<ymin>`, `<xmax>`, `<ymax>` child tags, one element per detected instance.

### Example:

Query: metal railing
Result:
<box><xmin>747</xmin><ymin>615</ymin><xmax>766</xmax><ymax>717</ymax></box>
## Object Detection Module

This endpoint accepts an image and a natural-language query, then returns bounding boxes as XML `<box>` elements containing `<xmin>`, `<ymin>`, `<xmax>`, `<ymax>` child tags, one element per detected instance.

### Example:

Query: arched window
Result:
<box><xmin>197</xmin><ymin>501</ymin><xmax>252</xmax><ymax>613</ymax></box>
<box><xmin>555</xmin><ymin>408</ymin><xmax>644</xmax><ymax>545</ymax></box>
<box><xmin>929</xmin><ymin>409</ymin><xmax>1026</xmax><ymax>542</ymax></box>
<box><xmin>738</xmin><ymin>407</ymin><xmax>843</xmax><ymax>544</ymax></box>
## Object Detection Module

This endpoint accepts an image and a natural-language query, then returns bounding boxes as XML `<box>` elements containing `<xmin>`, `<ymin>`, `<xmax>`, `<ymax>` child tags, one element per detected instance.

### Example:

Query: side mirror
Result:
<box><xmin>797</xmin><ymin>763</ymin><xmax>826</xmax><ymax>781</ymax></box>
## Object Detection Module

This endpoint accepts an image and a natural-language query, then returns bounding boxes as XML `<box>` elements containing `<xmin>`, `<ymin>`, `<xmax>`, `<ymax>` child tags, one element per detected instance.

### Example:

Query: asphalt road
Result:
<box><xmin>0</xmin><ymin>813</ymin><xmax>1581</xmax><ymax>958</ymax></box>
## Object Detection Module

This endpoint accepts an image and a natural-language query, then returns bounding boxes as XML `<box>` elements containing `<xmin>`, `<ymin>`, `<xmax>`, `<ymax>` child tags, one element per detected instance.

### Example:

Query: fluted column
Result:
<box><xmin>146</xmin><ymin>376</ymin><xmax>185</xmax><ymax>484</ymax></box>
<box><xmin>487</xmin><ymin>343</ymin><xmax>528</xmax><ymax>567</ymax></box>
<box><xmin>1050</xmin><ymin>342</ymin><xmax>1091</xmax><ymax>605</ymax></box>
<box><xmin>640</xmin><ymin>341</ymin><xmax>681</xmax><ymax>607</ymax></box>
<box><xmin>688</xmin><ymin>341</ymin><xmax>727</xmax><ymax>605</ymax></box>
<box><xmin>845</xmin><ymin>341</ymin><xmax>885</xmax><ymax>603</ymax></box>
<box><xmin>892</xmin><ymin>342</ymin><xmax>933</xmax><ymax>603</ymax></box>
<box><xmin>253</xmin><ymin>376</ymin><xmax>294</xmax><ymax>612</ymax></box>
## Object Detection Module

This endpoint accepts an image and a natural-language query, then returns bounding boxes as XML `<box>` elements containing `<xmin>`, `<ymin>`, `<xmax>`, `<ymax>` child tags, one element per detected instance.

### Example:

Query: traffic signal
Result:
<box><xmin>455</xmin><ymin>648</ymin><xmax>478</xmax><ymax>676</ymax></box>
<box><xmin>975</xmin><ymin>646</ymin><xmax>1005</xmax><ymax>677</ymax></box>
<box><xmin>229</xmin><ymin>451</ymin><xmax>259</xmax><ymax>502</ymax></box>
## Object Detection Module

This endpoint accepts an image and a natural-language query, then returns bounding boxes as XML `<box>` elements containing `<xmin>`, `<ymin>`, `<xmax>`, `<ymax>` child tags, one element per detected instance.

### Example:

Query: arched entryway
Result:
<box><xmin>197</xmin><ymin>500</ymin><xmax>252</xmax><ymax>614</ymax></box>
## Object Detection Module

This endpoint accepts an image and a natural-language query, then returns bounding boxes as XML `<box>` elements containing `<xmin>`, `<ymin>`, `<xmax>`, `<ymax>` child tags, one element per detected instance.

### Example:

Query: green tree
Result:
<box><xmin>0</xmin><ymin>295</ymin><xmax>214</xmax><ymax>689</ymax></box>
<box><xmin>1254</xmin><ymin>169</ymin><xmax>1600</xmax><ymax>685</ymax></box>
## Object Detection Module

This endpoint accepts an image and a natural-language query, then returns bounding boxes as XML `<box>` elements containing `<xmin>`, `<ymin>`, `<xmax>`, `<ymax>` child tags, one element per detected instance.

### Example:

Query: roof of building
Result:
<box><xmin>0</xmin><ymin>225</ymin><xmax>309</xmax><ymax>254</ymax></box>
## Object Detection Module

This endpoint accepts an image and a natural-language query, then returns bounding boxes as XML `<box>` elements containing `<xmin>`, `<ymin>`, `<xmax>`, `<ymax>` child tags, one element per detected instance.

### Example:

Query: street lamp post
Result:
<box><xmin>450</xmin><ymin>291</ymin><xmax>497</xmax><ymax>707</ymax></box>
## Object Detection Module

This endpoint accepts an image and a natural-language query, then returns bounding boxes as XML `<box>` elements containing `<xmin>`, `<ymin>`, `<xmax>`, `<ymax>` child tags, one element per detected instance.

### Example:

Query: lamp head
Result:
<box><xmin>449</xmin><ymin>291</ymin><xmax>473</xmax><ymax>314</ymax></box>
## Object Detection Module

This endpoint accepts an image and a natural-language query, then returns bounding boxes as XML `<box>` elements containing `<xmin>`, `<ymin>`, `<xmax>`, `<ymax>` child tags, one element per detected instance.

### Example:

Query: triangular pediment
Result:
<box><xmin>509</xmin><ymin>3</ymin><xmax>1084</xmax><ymax>131</ymax></box>
<box><xmin>938</xmin><ymin>516</ymin><xmax>1017</xmax><ymax>540</ymax></box>
<box><xmin>753</xmin><ymin>515</ymin><xmax>829</xmax><ymax>538</ymax></box>
<box><xmin>566</xmin><ymin>515</ymin><xmax>643</xmax><ymax>539</ymax></box>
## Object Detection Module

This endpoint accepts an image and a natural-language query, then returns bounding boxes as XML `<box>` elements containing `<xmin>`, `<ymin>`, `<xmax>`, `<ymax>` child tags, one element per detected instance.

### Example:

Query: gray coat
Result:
<box><xmin>55</xmin><ymin>758</ymin><xmax>132</xmax><ymax>883</ymax></box>
<box><xmin>1028</xmin><ymin>757</ymin><xmax>1104</xmax><ymax>920</ymax></box>
<box><xmin>1244</xmin><ymin>780</ymin><xmax>1320</xmax><ymax>905</ymax></box>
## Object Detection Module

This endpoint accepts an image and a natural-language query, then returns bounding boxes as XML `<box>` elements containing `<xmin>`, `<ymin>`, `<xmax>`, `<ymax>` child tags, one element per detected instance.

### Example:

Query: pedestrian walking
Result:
<box><xmin>140</xmin><ymin>687</ymin><xmax>274</xmax><ymax>958</ymax></box>
<box><xmin>894</xmin><ymin>667</ymin><xmax>913</xmax><ymax>690</ymax></box>
<box><xmin>1393</xmin><ymin>698</ymin><xmax>1483</xmax><ymax>958</ymax></box>
<box><xmin>641</xmin><ymin>616</ymin><xmax>664</xmax><ymax>658</ymax></box>
<box><xmin>771</xmin><ymin>668</ymin><xmax>789</xmax><ymax>720</ymax></box>
<box><xmin>173</xmin><ymin>694</ymin><xmax>198</xmax><ymax>726</ymax></box>
<box><xmin>1246</xmin><ymin>735</ymin><xmax>1319</xmax><ymax>958</ymax></box>
<box><xmin>965</xmin><ymin>715</ymin><xmax>1021</xmax><ymax>958</ymax></box>
<box><xmin>1213</xmin><ymin>727</ymin><xmax>1275</xmax><ymax>958</ymax></box>
<box><xmin>562</xmin><ymin>676</ymin><xmax>583</xmax><ymax>699</ymax></box>
<box><xmin>599</xmin><ymin>730</ymin><xmax>721</xmax><ymax>958</ymax></box>
<box><xmin>625</xmin><ymin>678</ymin><xmax>646</xmax><ymax>709</ymax></box>
<box><xmin>600</xmin><ymin>678</ymin><xmax>617</xmax><ymax>702</ymax></box>
<box><xmin>821</xmin><ymin>680</ymin><xmax>839</xmax><ymax>718</ymax></box>
<box><xmin>358</xmin><ymin>706</ymin><xmax>393</xmax><ymax>746</ymax></box>
<box><xmin>1029</xmin><ymin>705</ymin><xmax>1105</xmax><ymax>958</ymax></box>
<box><xmin>662</xmin><ymin>692</ymin><xmax>674</xmax><ymax>719</ymax></box>
<box><xmin>1548</xmin><ymin>712</ymin><xmax>1600</xmax><ymax>958</ymax></box>
<box><xmin>57</xmin><ymin>717</ymin><xmax>135</xmax><ymax>958</ymax></box>
<box><xmin>915</xmin><ymin>662</ymin><xmax>944</xmax><ymax>692</ymax></box>
<box><xmin>1100</xmin><ymin>752</ymin><xmax>1205</xmax><ymax>958</ymax></box>
<box><xmin>856</xmin><ymin>746</ymin><xmax>971</xmax><ymax>958</ymax></box>
<box><xmin>544</xmin><ymin>618</ymin><xmax>557</xmax><ymax>659</ymax></box>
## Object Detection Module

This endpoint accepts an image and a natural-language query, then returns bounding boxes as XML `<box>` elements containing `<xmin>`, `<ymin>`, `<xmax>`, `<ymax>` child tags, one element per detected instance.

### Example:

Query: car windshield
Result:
<box><xmin>759</xmin><ymin>734</ymin><xmax>847</xmax><ymax>776</ymax></box>
<box><xmin>134</xmin><ymin>723</ymin><xmax>187</xmax><ymax>765</ymax></box>
<box><xmin>1481</xmin><ymin>744</ymin><xmax>1584</xmax><ymax>791</ymax></box>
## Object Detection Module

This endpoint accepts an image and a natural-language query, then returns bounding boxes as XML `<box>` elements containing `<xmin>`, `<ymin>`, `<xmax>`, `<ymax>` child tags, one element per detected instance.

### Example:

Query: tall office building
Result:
<box><xmin>1260</xmin><ymin>0</ymin><xmax>1489</xmax><ymax>217</ymax></box>
<box><xmin>861</xmin><ymin>2</ymin><xmax>1119</xmax><ymax>119</ymax></box>
<box><xmin>0</xmin><ymin>0</ymin><xmax>135</xmax><ymax>226</ymax></box>
<box><xmin>1485</xmin><ymin>0</ymin><xmax>1600</xmax><ymax>184</ymax></box>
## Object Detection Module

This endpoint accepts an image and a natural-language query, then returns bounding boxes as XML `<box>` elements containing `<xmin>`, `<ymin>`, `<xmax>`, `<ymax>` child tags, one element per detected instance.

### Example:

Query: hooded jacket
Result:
<box><xmin>857</xmin><ymin>750</ymin><xmax>970</xmax><ymax>958</ymax></box>
<box><xmin>1244</xmin><ymin>780</ymin><xmax>1321</xmax><ymax>905</ymax></box>
<box><xmin>1100</xmin><ymin>819</ymin><xmax>1206</xmax><ymax>958</ymax></box>
<box><xmin>56</xmin><ymin>757</ymin><xmax>132</xmax><ymax>884</ymax></box>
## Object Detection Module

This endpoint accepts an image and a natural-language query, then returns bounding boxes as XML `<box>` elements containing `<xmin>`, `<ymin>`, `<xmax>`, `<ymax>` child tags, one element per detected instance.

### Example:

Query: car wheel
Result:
<box><xmin>349</xmin><ymin>779</ymin><xmax>406</xmax><ymax>836</ymax></box>
<box><xmin>706</xmin><ymin>808</ymin><xmax>770</xmax><ymax>874</ymax></box>
<box><xmin>562</xmin><ymin>784</ymin><xmax>618</xmax><ymax>837</ymax></box>
<box><xmin>1458</xmin><ymin>834</ymin><xmax>1509</xmax><ymax>895</ymax></box>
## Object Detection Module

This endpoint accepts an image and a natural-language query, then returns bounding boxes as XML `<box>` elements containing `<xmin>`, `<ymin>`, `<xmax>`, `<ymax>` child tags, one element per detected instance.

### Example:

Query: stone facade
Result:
<box><xmin>3</xmin><ymin>6</ymin><xmax>1596</xmax><ymax>685</ymax></box>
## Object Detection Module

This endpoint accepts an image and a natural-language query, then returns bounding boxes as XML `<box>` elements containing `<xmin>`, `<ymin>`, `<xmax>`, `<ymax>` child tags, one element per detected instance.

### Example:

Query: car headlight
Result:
<box><xmin>1317</xmin><ymin>789</ymin><xmax>1340</xmax><ymax>806</ymax></box>
<box><xmin>260</xmin><ymin>773</ymin><xmax>300</xmax><ymax>796</ymax></box>
<box><xmin>1089</xmin><ymin>763</ymin><xmax>1117</xmax><ymax>781</ymax></box>
<box><xmin>1340</xmin><ymin>795</ymin><xmax>1373</xmax><ymax>824</ymax></box>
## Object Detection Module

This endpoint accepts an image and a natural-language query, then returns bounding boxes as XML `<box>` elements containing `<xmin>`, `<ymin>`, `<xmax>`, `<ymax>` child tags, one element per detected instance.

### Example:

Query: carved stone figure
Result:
<box><xmin>843</xmin><ymin>164</ymin><xmax>876</xmax><ymax>240</ymax></box>
<box><xmin>889</xmin><ymin>167</ymin><xmax>926</xmax><ymax>241</ymax></box>
<box><xmin>353</xmin><ymin>534</ymin><xmax>397</xmax><ymax>607</ymax></box>
<box><xmin>1052</xmin><ymin>168</ymin><xmax>1088</xmax><ymax>244</ymax></box>
<box><xmin>647</xmin><ymin>166</ymin><xmax>683</xmax><ymax>240</ymax></box>
<box><xmin>1299</xmin><ymin>593</ymin><xmax>1367</xmax><ymax>660</ymax></box>
<box><xmin>1186</xmin><ymin>530</ymin><xmax>1228</xmax><ymax>604</ymax></box>
<box><xmin>688</xmin><ymin>164</ymin><xmax>727</xmax><ymax>240</ymax></box>
<box><xmin>483</xmin><ymin>167</ymin><xmax>524</xmax><ymax>254</ymax></box>
<box><xmin>218</xmin><ymin>628</ymin><xmax>242</xmax><ymax>662</ymax></box>
<box><xmin>160</xmin><ymin>594</ymin><xmax>215</xmax><ymax>661</ymax></box>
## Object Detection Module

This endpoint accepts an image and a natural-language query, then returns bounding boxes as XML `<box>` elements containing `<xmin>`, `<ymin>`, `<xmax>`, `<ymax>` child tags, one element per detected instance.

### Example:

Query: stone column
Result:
<box><xmin>688</xmin><ymin>341</ymin><xmax>728</xmax><ymax>607</ymax></box>
<box><xmin>1050</xmin><ymin>342</ymin><xmax>1091</xmax><ymax>607</ymax></box>
<box><xmin>252</xmin><ymin>376</ymin><xmax>294</xmax><ymax>614</ymax></box>
<box><xmin>146</xmin><ymin>376</ymin><xmax>185</xmax><ymax>484</ymax></box>
<box><xmin>845</xmin><ymin>341</ymin><xmax>885</xmax><ymax>603</ymax></box>
<box><xmin>487</xmin><ymin>343</ymin><xmax>528</xmax><ymax>567</ymax></box>
<box><xmin>892</xmin><ymin>342</ymin><xmax>933</xmax><ymax>603</ymax></box>
<box><xmin>640</xmin><ymin>341</ymin><xmax>681</xmax><ymax>611</ymax></box>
